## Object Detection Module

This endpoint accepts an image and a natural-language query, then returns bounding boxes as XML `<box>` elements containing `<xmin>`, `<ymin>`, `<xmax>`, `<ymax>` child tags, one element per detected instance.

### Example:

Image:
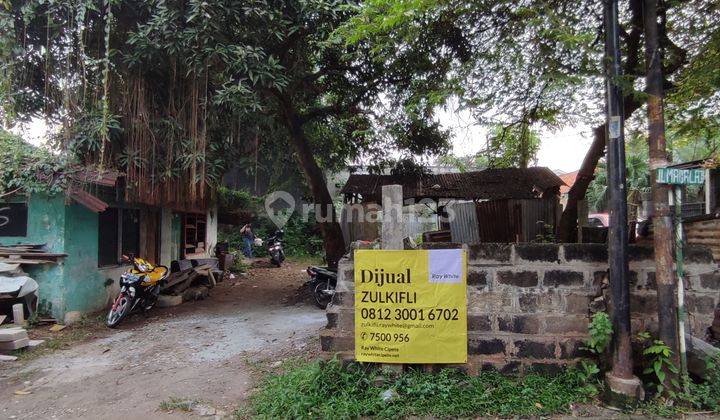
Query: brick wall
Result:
<box><xmin>320</xmin><ymin>243</ymin><xmax>720</xmax><ymax>374</ymax></box>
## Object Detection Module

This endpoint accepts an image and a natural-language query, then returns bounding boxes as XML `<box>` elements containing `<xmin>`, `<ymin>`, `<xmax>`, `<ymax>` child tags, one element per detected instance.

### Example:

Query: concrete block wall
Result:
<box><xmin>320</xmin><ymin>243</ymin><xmax>720</xmax><ymax>374</ymax></box>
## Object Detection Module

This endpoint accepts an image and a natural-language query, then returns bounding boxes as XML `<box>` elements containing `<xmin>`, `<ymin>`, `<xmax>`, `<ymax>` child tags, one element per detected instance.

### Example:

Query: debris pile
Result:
<box><xmin>1</xmin><ymin>261</ymin><xmax>40</xmax><ymax>320</ymax></box>
<box><xmin>0</xmin><ymin>243</ymin><xmax>66</xmax><ymax>265</ymax></box>
<box><xmin>0</xmin><ymin>326</ymin><xmax>44</xmax><ymax>361</ymax></box>
<box><xmin>159</xmin><ymin>258</ymin><xmax>226</xmax><ymax>307</ymax></box>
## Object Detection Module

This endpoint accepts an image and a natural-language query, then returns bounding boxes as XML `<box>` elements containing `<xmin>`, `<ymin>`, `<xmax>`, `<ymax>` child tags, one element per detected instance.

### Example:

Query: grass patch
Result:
<box><xmin>159</xmin><ymin>397</ymin><xmax>200</xmax><ymax>412</ymax></box>
<box><xmin>247</xmin><ymin>358</ymin><xmax>598</xmax><ymax>419</ymax></box>
<box><xmin>11</xmin><ymin>314</ymin><xmax>105</xmax><ymax>361</ymax></box>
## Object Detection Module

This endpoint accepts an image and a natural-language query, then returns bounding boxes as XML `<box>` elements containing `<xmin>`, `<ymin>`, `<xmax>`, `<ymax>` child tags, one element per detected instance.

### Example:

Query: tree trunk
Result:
<box><xmin>644</xmin><ymin>0</ymin><xmax>680</xmax><ymax>381</ymax></box>
<box><xmin>557</xmin><ymin>0</ymin><xmax>645</xmax><ymax>242</ymax></box>
<box><xmin>557</xmin><ymin>96</ymin><xmax>641</xmax><ymax>242</ymax></box>
<box><xmin>279</xmin><ymin>101</ymin><xmax>346</xmax><ymax>268</ymax></box>
<box><xmin>558</xmin><ymin>126</ymin><xmax>606</xmax><ymax>242</ymax></box>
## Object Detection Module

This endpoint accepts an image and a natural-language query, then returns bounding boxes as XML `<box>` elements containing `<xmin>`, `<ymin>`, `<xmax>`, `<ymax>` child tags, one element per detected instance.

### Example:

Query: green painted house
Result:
<box><xmin>0</xmin><ymin>192</ymin><xmax>218</xmax><ymax>324</ymax></box>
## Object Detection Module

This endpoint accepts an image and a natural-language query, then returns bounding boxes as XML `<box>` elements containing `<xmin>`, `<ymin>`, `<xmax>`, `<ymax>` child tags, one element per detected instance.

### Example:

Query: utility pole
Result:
<box><xmin>644</xmin><ymin>0</ymin><xmax>681</xmax><ymax>386</ymax></box>
<box><xmin>603</xmin><ymin>0</ymin><xmax>644</xmax><ymax>403</ymax></box>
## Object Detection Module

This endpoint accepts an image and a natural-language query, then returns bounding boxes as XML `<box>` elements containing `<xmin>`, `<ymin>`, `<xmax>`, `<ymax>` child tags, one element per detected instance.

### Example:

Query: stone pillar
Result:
<box><xmin>381</xmin><ymin>185</ymin><xmax>404</xmax><ymax>250</ymax></box>
<box><xmin>381</xmin><ymin>184</ymin><xmax>404</xmax><ymax>372</ymax></box>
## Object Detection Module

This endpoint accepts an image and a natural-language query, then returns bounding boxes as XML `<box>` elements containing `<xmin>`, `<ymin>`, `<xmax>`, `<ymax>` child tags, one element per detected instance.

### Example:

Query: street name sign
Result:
<box><xmin>656</xmin><ymin>168</ymin><xmax>705</xmax><ymax>185</ymax></box>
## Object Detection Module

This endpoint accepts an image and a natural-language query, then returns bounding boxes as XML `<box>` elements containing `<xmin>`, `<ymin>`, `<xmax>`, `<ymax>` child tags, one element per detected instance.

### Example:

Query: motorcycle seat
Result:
<box><xmin>137</xmin><ymin>266</ymin><xmax>169</xmax><ymax>285</ymax></box>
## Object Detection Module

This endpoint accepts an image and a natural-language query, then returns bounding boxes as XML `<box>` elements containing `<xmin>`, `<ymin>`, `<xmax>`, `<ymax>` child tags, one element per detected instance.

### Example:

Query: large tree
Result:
<box><xmin>0</xmin><ymin>0</ymin><xmax>458</xmax><ymax>265</ymax></box>
<box><xmin>339</xmin><ymin>0</ymin><xmax>720</xmax><ymax>240</ymax></box>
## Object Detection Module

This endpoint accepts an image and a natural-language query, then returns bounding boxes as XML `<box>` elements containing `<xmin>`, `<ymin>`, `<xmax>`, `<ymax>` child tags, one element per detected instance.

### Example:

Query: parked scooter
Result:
<box><xmin>307</xmin><ymin>266</ymin><xmax>337</xmax><ymax>309</ymax></box>
<box><xmin>106</xmin><ymin>254</ymin><xmax>169</xmax><ymax>328</ymax></box>
<box><xmin>266</xmin><ymin>229</ymin><xmax>285</xmax><ymax>267</ymax></box>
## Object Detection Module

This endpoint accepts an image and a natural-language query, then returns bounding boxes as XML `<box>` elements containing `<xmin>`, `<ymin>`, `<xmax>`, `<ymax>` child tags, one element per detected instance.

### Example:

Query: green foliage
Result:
<box><xmin>485</xmin><ymin>123</ymin><xmax>541</xmax><ymax>169</ymax></box>
<box><xmin>159</xmin><ymin>397</ymin><xmax>198</xmax><ymax>412</ymax></box>
<box><xmin>249</xmin><ymin>358</ymin><xmax>597</xmax><ymax>419</ymax></box>
<box><xmin>218</xmin><ymin>212</ymin><xmax>324</xmax><ymax>260</ymax></box>
<box><xmin>2</xmin><ymin>0</ymin><xmax>453</xmax><ymax>187</ymax></box>
<box><xmin>637</xmin><ymin>339</ymin><xmax>720</xmax><ymax>415</ymax></box>
<box><xmin>684</xmin><ymin>355</ymin><xmax>720</xmax><ymax>411</ymax></box>
<box><xmin>229</xmin><ymin>254</ymin><xmax>249</xmax><ymax>274</ymax></box>
<box><xmin>436</xmin><ymin>152</ymin><xmax>487</xmax><ymax>172</ymax></box>
<box><xmin>574</xmin><ymin>360</ymin><xmax>601</xmax><ymax>395</ymax></box>
<box><xmin>217</xmin><ymin>187</ymin><xmax>257</xmax><ymax>213</ymax></box>
<box><xmin>642</xmin><ymin>339</ymin><xmax>680</xmax><ymax>396</ymax></box>
<box><xmin>339</xmin><ymin>0</ymin><xmax>603</xmax><ymax>132</ymax></box>
<box><xmin>532</xmin><ymin>223</ymin><xmax>556</xmax><ymax>243</ymax></box>
<box><xmin>583</xmin><ymin>312</ymin><xmax>612</xmax><ymax>355</ymax></box>
<box><xmin>0</xmin><ymin>130</ymin><xmax>70</xmax><ymax>196</ymax></box>
<box><xmin>586</xmin><ymin>133</ymin><xmax>651</xmax><ymax>214</ymax></box>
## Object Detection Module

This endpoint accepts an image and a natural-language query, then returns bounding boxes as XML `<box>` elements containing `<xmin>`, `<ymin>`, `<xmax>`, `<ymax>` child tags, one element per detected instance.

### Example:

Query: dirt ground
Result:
<box><xmin>0</xmin><ymin>260</ymin><xmax>327</xmax><ymax>419</ymax></box>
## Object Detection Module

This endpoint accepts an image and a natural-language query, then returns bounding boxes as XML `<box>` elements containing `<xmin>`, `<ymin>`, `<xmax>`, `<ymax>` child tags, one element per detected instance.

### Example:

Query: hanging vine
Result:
<box><xmin>97</xmin><ymin>0</ymin><xmax>112</xmax><ymax>169</ymax></box>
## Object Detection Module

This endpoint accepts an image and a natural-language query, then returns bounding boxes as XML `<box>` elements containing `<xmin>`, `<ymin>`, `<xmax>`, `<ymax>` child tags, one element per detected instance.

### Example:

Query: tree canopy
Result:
<box><xmin>339</xmin><ymin>0</ymin><xmax>720</xmax><ymax>238</ymax></box>
<box><xmin>0</xmin><ymin>0</ymin><xmax>465</xmax><ymax>264</ymax></box>
<box><xmin>2</xmin><ymin>0</ymin><xmax>720</xmax><ymax>251</ymax></box>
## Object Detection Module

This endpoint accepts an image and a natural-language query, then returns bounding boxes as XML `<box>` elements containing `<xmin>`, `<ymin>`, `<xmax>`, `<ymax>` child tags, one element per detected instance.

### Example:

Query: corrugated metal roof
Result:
<box><xmin>68</xmin><ymin>186</ymin><xmax>109</xmax><ymax>213</ymax></box>
<box><xmin>341</xmin><ymin>167</ymin><xmax>565</xmax><ymax>202</ymax></box>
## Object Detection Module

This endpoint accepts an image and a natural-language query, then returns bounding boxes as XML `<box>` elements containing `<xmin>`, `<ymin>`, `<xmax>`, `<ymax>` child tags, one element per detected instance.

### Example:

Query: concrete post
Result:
<box><xmin>381</xmin><ymin>185</ymin><xmax>404</xmax><ymax>373</ymax></box>
<box><xmin>381</xmin><ymin>185</ymin><xmax>404</xmax><ymax>250</ymax></box>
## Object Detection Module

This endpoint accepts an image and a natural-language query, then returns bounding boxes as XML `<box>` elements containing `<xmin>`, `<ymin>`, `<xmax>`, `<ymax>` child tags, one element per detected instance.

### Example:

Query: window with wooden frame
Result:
<box><xmin>98</xmin><ymin>208</ymin><xmax>140</xmax><ymax>267</ymax></box>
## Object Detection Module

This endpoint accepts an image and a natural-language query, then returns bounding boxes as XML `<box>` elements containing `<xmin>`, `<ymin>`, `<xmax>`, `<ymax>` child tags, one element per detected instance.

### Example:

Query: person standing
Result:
<box><xmin>240</xmin><ymin>223</ymin><xmax>255</xmax><ymax>258</ymax></box>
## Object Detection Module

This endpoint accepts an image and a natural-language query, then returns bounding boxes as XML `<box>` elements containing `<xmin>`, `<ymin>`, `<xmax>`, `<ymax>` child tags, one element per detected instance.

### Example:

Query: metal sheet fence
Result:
<box><xmin>449</xmin><ymin>198</ymin><xmax>561</xmax><ymax>244</ymax></box>
<box><xmin>448</xmin><ymin>202</ymin><xmax>481</xmax><ymax>244</ymax></box>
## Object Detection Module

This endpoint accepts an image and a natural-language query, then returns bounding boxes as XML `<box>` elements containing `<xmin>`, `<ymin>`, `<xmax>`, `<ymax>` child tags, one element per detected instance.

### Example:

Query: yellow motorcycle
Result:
<box><xmin>106</xmin><ymin>254</ymin><xmax>169</xmax><ymax>328</ymax></box>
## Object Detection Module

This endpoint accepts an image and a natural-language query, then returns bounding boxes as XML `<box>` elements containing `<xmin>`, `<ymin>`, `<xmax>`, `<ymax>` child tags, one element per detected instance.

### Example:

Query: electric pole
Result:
<box><xmin>603</xmin><ymin>0</ymin><xmax>644</xmax><ymax>403</ymax></box>
<box><xmin>644</xmin><ymin>0</ymin><xmax>681</xmax><ymax>384</ymax></box>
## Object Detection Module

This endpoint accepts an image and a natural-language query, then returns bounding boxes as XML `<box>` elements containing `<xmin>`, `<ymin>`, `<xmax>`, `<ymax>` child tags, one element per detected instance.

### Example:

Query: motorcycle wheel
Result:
<box><xmin>271</xmin><ymin>254</ymin><xmax>281</xmax><ymax>267</ymax></box>
<box><xmin>106</xmin><ymin>293</ymin><xmax>132</xmax><ymax>328</ymax></box>
<box><xmin>313</xmin><ymin>281</ymin><xmax>333</xmax><ymax>309</ymax></box>
<box><xmin>144</xmin><ymin>286</ymin><xmax>161</xmax><ymax>311</ymax></box>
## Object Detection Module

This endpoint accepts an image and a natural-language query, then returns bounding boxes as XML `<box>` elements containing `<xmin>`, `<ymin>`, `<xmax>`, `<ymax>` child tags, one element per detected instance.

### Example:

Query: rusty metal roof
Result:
<box><xmin>341</xmin><ymin>167</ymin><xmax>565</xmax><ymax>202</ymax></box>
<box><xmin>67</xmin><ymin>167</ymin><xmax>123</xmax><ymax>213</ymax></box>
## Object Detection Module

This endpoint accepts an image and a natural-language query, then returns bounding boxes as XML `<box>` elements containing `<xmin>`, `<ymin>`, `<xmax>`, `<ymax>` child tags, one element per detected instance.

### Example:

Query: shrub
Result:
<box><xmin>248</xmin><ymin>359</ymin><xmax>597</xmax><ymax>419</ymax></box>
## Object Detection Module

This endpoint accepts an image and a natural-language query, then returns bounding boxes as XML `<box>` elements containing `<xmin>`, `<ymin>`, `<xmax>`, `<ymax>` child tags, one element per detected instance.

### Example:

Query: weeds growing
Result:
<box><xmin>159</xmin><ymin>397</ymin><xmax>199</xmax><ymax>412</ymax></box>
<box><xmin>247</xmin><ymin>358</ymin><xmax>598</xmax><ymax>419</ymax></box>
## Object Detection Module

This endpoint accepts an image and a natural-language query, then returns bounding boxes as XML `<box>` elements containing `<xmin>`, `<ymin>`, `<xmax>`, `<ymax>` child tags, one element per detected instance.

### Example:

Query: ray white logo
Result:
<box><xmin>264</xmin><ymin>191</ymin><xmax>296</xmax><ymax>228</ymax></box>
<box><xmin>429</xmin><ymin>249</ymin><xmax>462</xmax><ymax>283</ymax></box>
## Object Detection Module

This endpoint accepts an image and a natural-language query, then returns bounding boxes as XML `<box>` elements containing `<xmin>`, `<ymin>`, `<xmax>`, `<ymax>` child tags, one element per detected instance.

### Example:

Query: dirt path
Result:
<box><xmin>0</xmin><ymin>260</ymin><xmax>327</xmax><ymax>419</ymax></box>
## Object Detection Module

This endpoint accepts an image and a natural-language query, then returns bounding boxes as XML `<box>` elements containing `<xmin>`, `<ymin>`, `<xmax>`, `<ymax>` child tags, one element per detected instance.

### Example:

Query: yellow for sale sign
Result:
<box><xmin>354</xmin><ymin>249</ymin><xmax>467</xmax><ymax>364</ymax></box>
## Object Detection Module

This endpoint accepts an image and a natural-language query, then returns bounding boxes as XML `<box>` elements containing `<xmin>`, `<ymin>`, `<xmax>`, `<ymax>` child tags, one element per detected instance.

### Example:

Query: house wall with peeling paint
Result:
<box><xmin>1</xmin><ymin>195</ymin><xmax>216</xmax><ymax>323</ymax></box>
<box><xmin>0</xmin><ymin>194</ymin><xmax>67</xmax><ymax>317</ymax></box>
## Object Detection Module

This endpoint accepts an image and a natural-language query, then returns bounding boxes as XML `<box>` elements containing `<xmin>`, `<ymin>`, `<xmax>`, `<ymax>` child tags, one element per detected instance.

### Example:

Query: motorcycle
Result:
<box><xmin>307</xmin><ymin>266</ymin><xmax>337</xmax><ymax>309</ymax></box>
<box><xmin>106</xmin><ymin>254</ymin><xmax>169</xmax><ymax>328</ymax></box>
<box><xmin>267</xmin><ymin>229</ymin><xmax>285</xmax><ymax>267</ymax></box>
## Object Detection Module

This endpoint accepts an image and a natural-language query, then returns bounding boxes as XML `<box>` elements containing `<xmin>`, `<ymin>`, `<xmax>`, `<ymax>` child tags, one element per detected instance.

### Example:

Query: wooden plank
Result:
<box><xmin>162</xmin><ymin>272</ymin><xmax>190</xmax><ymax>290</ymax></box>
<box><xmin>0</xmin><ymin>243</ymin><xmax>45</xmax><ymax>249</ymax></box>
<box><xmin>170</xmin><ymin>273</ymin><xmax>198</xmax><ymax>294</ymax></box>
<box><xmin>0</xmin><ymin>252</ymin><xmax>67</xmax><ymax>257</ymax></box>
<box><xmin>0</xmin><ymin>259</ymin><xmax>56</xmax><ymax>265</ymax></box>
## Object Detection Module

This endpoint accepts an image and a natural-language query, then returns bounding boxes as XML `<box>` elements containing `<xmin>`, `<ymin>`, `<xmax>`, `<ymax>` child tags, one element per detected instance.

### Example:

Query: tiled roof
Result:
<box><xmin>559</xmin><ymin>170</ymin><xmax>579</xmax><ymax>194</ymax></box>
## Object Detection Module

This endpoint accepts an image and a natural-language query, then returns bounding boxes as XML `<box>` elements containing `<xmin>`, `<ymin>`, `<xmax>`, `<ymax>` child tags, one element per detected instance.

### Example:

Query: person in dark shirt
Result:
<box><xmin>240</xmin><ymin>223</ymin><xmax>255</xmax><ymax>258</ymax></box>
